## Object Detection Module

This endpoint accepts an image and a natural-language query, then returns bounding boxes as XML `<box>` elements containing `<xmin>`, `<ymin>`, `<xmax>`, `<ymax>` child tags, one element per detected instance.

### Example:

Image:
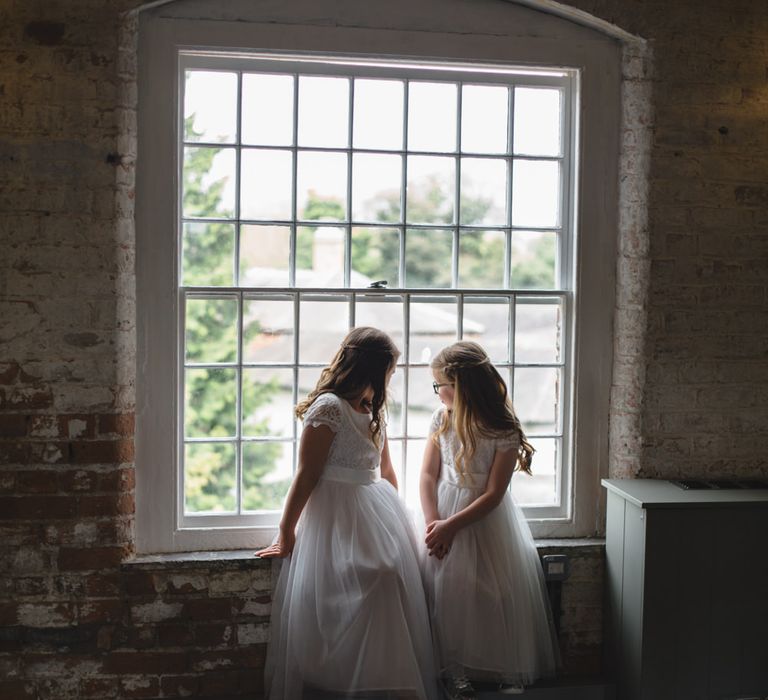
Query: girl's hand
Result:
<box><xmin>425</xmin><ymin>519</ymin><xmax>457</xmax><ymax>558</ymax></box>
<box><xmin>255</xmin><ymin>529</ymin><xmax>295</xmax><ymax>559</ymax></box>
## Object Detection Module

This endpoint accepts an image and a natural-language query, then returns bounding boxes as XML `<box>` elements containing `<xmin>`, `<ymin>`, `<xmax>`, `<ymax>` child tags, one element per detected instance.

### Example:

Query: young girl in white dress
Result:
<box><xmin>257</xmin><ymin>326</ymin><xmax>439</xmax><ymax>700</ymax></box>
<box><xmin>420</xmin><ymin>341</ymin><xmax>559</xmax><ymax>698</ymax></box>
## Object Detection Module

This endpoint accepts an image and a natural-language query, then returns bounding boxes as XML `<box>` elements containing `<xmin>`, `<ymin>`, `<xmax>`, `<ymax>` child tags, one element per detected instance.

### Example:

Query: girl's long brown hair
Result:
<box><xmin>296</xmin><ymin>327</ymin><xmax>400</xmax><ymax>447</ymax></box>
<box><xmin>431</xmin><ymin>341</ymin><xmax>534</xmax><ymax>479</ymax></box>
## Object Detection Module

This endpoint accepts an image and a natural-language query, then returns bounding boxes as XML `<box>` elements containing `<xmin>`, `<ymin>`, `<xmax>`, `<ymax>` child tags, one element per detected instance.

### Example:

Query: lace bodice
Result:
<box><xmin>429</xmin><ymin>408</ymin><xmax>520</xmax><ymax>489</ymax></box>
<box><xmin>303</xmin><ymin>393</ymin><xmax>382</xmax><ymax>480</ymax></box>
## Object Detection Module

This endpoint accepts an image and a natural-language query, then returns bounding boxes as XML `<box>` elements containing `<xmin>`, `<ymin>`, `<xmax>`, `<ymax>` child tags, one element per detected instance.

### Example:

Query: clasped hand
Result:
<box><xmin>425</xmin><ymin>519</ymin><xmax>457</xmax><ymax>559</ymax></box>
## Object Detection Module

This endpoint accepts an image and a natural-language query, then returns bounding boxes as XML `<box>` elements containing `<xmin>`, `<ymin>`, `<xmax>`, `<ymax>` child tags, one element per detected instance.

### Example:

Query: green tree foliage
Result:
<box><xmin>301</xmin><ymin>174</ymin><xmax>555</xmax><ymax>289</ymax></box>
<box><xmin>183</xmin><ymin>116</ymin><xmax>287</xmax><ymax>513</ymax></box>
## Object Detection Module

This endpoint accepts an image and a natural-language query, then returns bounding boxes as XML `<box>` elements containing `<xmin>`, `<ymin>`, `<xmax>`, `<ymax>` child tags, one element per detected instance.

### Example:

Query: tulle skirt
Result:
<box><xmin>266</xmin><ymin>477</ymin><xmax>440</xmax><ymax>700</ymax></box>
<box><xmin>420</xmin><ymin>480</ymin><xmax>560</xmax><ymax>685</ymax></box>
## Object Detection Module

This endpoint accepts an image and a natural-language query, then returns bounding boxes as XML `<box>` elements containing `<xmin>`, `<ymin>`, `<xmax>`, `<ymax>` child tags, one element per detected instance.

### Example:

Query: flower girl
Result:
<box><xmin>258</xmin><ymin>326</ymin><xmax>438</xmax><ymax>700</ymax></box>
<box><xmin>420</xmin><ymin>341</ymin><xmax>559</xmax><ymax>698</ymax></box>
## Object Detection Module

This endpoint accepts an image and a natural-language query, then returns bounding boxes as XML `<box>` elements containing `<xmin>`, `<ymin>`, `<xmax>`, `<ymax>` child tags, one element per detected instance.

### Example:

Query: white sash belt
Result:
<box><xmin>322</xmin><ymin>464</ymin><xmax>381</xmax><ymax>485</ymax></box>
<box><xmin>439</xmin><ymin>471</ymin><xmax>487</xmax><ymax>490</ymax></box>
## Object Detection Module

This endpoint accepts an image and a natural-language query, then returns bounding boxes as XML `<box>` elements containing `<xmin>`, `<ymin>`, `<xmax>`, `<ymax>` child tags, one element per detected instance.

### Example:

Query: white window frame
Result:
<box><xmin>136</xmin><ymin>10</ymin><xmax>620</xmax><ymax>553</ymax></box>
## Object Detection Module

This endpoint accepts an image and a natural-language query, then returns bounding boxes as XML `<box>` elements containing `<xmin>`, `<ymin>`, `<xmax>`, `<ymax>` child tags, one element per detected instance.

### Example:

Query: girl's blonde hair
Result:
<box><xmin>431</xmin><ymin>340</ymin><xmax>534</xmax><ymax>478</ymax></box>
<box><xmin>296</xmin><ymin>326</ymin><xmax>400</xmax><ymax>447</ymax></box>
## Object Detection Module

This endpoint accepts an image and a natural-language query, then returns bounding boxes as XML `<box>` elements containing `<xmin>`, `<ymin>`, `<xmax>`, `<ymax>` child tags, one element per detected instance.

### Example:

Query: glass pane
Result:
<box><xmin>458</xmin><ymin>230</ymin><xmax>505</xmax><ymax>289</ymax></box>
<box><xmin>355</xmin><ymin>295</ymin><xmax>405</xmax><ymax>353</ymax></box>
<box><xmin>405</xmin><ymin>229</ymin><xmax>453</xmax><ymax>288</ymax></box>
<box><xmin>298</xmin><ymin>76</ymin><xmax>349</xmax><ymax>148</ymax></box>
<box><xmin>297</xmin><ymin>152</ymin><xmax>348</xmax><ymax>222</ymax></box>
<box><xmin>242</xmin><ymin>368</ymin><xmax>294</xmax><ymax>437</ymax></box>
<box><xmin>460</xmin><ymin>158</ymin><xmax>507</xmax><ymax>226</ymax></box>
<box><xmin>512</xmin><ymin>160</ymin><xmax>560</xmax><ymax>228</ymax></box>
<box><xmin>184</xmin><ymin>442</ymin><xmax>236</xmax><ymax>513</ymax></box>
<box><xmin>185</xmin><ymin>297</ymin><xmax>238</xmax><ymax>363</ymax></box>
<box><xmin>352</xmin><ymin>153</ymin><xmax>402</xmax><ymax>223</ymax></box>
<box><xmin>462</xmin><ymin>296</ymin><xmax>510</xmax><ymax>364</ymax></box>
<box><xmin>408</xmin><ymin>82</ymin><xmax>457</xmax><ymax>153</ymax></box>
<box><xmin>182</xmin><ymin>222</ymin><xmax>235</xmax><ymax>287</ymax></box>
<box><xmin>407</xmin><ymin>368</ymin><xmax>436</xmax><ymax>437</ymax></box>
<box><xmin>184</xmin><ymin>71</ymin><xmax>237</xmax><ymax>144</ymax></box>
<box><xmin>351</xmin><ymin>227</ymin><xmax>400</xmax><ymax>288</ymax></box>
<box><xmin>296</xmin><ymin>226</ymin><xmax>345</xmax><ymax>288</ymax></box>
<box><xmin>510</xmin><ymin>230</ymin><xmax>557</xmax><ymax>290</ymax></box>
<box><xmin>184</xmin><ymin>367</ymin><xmax>237</xmax><ymax>438</ymax></box>
<box><xmin>240</xmin><ymin>149</ymin><xmax>293</xmax><ymax>221</ymax></box>
<box><xmin>298</xmin><ymin>366</ymin><xmax>322</xmax><ymax>401</ymax></box>
<box><xmin>409</xmin><ymin>295</ymin><xmax>458</xmax><ymax>364</ymax></box>
<box><xmin>239</xmin><ymin>225</ymin><xmax>290</xmax><ymax>287</ymax></box>
<box><xmin>385</xmin><ymin>367</ymin><xmax>404</xmax><ymax>438</ymax></box>
<box><xmin>406</xmin><ymin>156</ymin><xmax>455</xmax><ymax>224</ymax></box>
<box><xmin>461</xmin><ymin>84</ymin><xmax>509</xmax><ymax>154</ymax></box>
<box><xmin>183</xmin><ymin>147</ymin><xmax>236</xmax><ymax>219</ymax></box>
<box><xmin>242</xmin><ymin>73</ymin><xmax>294</xmax><ymax>146</ymax></box>
<box><xmin>299</xmin><ymin>297</ymin><xmax>350</xmax><ymax>363</ymax></box>
<box><xmin>511</xmin><ymin>438</ymin><xmax>558</xmax><ymax>506</ymax></box>
<box><xmin>514</xmin><ymin>87</ymin><xmax>562</xmax><ymax>157</ymax></box>
<box><xmin>404</xmin><ymin>437</ymin><xmax>426</xmax><ymax>512</ymax></box>
<box><xmin>353</xmin><ymin>79</ymin><xmax>404</xmax><ymax>150</ymax></box>
<box><xmin>243</xmin><ymin>297</ymin><xmax>294</xmax><ymax>364</ymax></box>
<box><xmin>243</xmin><ymin>441</ymin><xmax>293</xmax><ymax>511</ymax></box>
<box><xmin>513</xmin><ymin>367</ymin><xmax>559</xmax><ymax>435</ymax></box>
<box><xmin>388</xmin><ymin>438</ymin><xmax>405</xmax><ymax>491</ymax></box>
<box><xmin>515</xmin><ymin>298</ymin><xmax>562</xmax><ymax>364</ymax></box>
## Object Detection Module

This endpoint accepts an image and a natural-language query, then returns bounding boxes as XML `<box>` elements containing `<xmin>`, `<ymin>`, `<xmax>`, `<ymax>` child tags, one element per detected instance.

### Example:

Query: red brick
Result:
<box><xmin>0</xmin><ymin>495</ymin><xmax>76</xmax><ymax>520</ymax></box>
<box><xmin>0</xmin><ymin>442</ymin><xmax>31</xmax><ymax>464</ymax></box>
<box><xmin>0</xmin><ymin>473</ymin><xmax>15</xmax><ymax>493</ymax></box>
<box><xmin>84</xmin><ymin>572</ymin><xmax>122</xmax><ymax>597</ymax></box>
<box><xmin>122</xmin><ymin>571</ymin><xmax>158</xmax><ymax>596</ymax></box>
<box><xmin>198</xmin><ymin>669</ymin><xmax>239</xmax><ymax>696</ymax></box>
<box><xmin>0</xmin><ymin>414</ymin><xmax>29</xmax><ymax>437</ymax></box>
<box><xmin>0</xmin><ymin>680</ymin><xmax>35</xmax><ymax>700</ymax></box>
<box><xmin>0</xmin><ymin>602</ymin><xmax>18</xmax><ymax>626</ymax></box>
<box><xmin>194</xmin><ymin>623</ymin><xmax>233</xmax><ymax>647</ymax></box>
<box><xmin>98</xmin><ymin>413</ymin><xmax>134</xmax><ymax>436</ymax></box>
<box><xmin>182</xmin><ymin>599</ymin><xmax>233</xmax><ymax>621</ymax></box>
<box><xmin>57</xmin><ymin>546</ymin><xmax>128</xmax><ymax>571</ymax></box>
<box><xmin>70</xmin><ymin>439</ymin><xmax>134</xmax><ymax>464</ymax></box>
<box><xmin>16</xmin><ymin>470</ymin><xmax>59</xmax><ymax>493</ymax></box>
<box><xmin>160</xmin><ymin>675</ymin><xmax>200</xmax><ymax>697</ymax></box>
<box><xmin>103</xmin><ymin>651</ymin><xmax>188</xmax><ymax>675</ymax></box>
<box><xmin>158</xmin><ymin>623</ymin><xmax>194</xmax><ymax>647</ymax></box>
<box><xmin>79</xmin><ymin>676</ymin><xmax>119</xmax><ymax>698</ymax></box>
<box><xmin>78</xmin><ymin>493</ymin><xmax>134</xmax><ymax>517</ymax></box>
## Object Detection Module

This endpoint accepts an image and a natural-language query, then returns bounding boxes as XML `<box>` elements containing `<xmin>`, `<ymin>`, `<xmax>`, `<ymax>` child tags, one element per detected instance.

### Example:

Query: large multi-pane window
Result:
<box><xmin>178</xmin><ymin>53</ymin><xmax>575</xmax><ymax>529</ymax></box>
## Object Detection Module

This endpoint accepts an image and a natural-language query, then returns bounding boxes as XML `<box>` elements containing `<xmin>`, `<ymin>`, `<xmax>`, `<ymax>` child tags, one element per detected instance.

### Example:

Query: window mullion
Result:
<box><xmin>289</xmin><ymin>73</ymin><xmax>299</xmax><ymax>288</ymax></box>
<box><xmin>346</xmin><ymin>78</ymin><xmax>354</xmax><ymax>288</ymax></box>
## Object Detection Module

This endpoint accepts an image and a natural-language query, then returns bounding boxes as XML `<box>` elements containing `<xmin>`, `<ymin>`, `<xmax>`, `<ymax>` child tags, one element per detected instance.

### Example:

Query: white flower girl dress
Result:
<box><xmin>266</xmin><ymin>393</ymin><xmax>439</xmax><ymax>700</ymax></box>
<box><xmin>421</xmin><ymin>408</ymin><xmax>560</xmax><ymax>686</ymax></box>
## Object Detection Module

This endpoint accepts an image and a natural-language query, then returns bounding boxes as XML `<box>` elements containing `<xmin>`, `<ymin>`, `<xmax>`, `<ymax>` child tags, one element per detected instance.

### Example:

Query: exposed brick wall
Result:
<box><xmin>1</xmin><ymin>0</ymin><xmax>767</xmax><ymax>697</ymax></box>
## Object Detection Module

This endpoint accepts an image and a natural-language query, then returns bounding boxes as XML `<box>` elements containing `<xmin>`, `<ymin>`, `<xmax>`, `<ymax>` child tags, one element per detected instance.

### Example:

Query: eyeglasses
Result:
<box><xmin>432</xmin><ymin>382</ymin><xmax>454</xmax><ymax>395</ymax></box>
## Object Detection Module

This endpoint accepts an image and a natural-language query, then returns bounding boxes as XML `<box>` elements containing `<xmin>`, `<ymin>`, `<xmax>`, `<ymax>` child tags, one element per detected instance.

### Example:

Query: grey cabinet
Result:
<box><xmin>602</xmin><ymin>479</ymin><xmax>768</xmax><ymax>700</ymax></box>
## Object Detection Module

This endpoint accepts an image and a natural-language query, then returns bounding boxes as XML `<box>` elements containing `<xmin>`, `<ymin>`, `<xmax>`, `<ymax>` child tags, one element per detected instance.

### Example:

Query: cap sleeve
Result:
<box><xmin>303</xmin><ymin>393</ymin><xmax>343</xmax><ymax>433</ymax></box>
<box><xmin>429</xmin><ymin>408</ymin><xmax>445</xmax><ymax>436</ymax></box>
<box><xmin>495</xmin><ymin>430</ymin><xmax>521</xmax><ymax>453</ymax></box>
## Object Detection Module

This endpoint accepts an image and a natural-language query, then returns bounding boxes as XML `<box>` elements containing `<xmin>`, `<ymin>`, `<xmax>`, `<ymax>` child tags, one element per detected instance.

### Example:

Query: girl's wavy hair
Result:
<box><xmin>431</xmin><ymin>340</ymin><xmax>534</xmax><ymax>478</ymax></box>
<box><xmin>296</xmin><ymin>326</ymin><xmax>400</xmax><ymax>447</ymax></box>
